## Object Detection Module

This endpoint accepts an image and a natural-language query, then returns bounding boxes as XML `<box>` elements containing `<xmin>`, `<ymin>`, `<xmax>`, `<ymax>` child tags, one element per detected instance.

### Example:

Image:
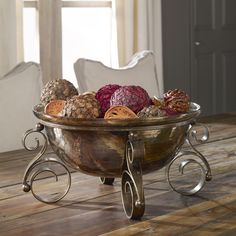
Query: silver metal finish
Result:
<box><xmin>166</xmin><ymin>122</ymin><xmax>212</xmax><ymax>195</ymax></box>
<box><xmin>22</xmin><ymin>102</ymin><xmax>212</xmax><ymax>219</ymax></box>
<box><xmin>121</xmin><ymin>133</ymin><xmax>145</xmax><ymax>219</ymax></box>
<box><xmin>22</xmin><ymin>123</ymin><xmax>71</xmax><ymax>203</ymax></box>
<box><xmin>99</xmin><ymin>177</ymin><xmax>115</xmax><ymax>185</ymax></box>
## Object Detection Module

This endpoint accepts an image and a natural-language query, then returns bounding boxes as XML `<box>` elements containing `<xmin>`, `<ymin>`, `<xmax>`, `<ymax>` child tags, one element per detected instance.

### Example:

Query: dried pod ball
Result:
<box><xmin>40</xmin><ymin>79</ymin><xmax>78</xmax><ymax>106</ymax></box>
<box><xmin>151</xmin><ymin>96</ymin><xmax>165</xmax><ymax>108</ymax></box>
<box><xmin>44</xmin><ymin>100</ymin><xmax>66</xmax><ymax>117</ymax></box>
<box><xmin>82</xmin><ymin>91</ymin><xmax>96</xmax><ymax>97</ymax></box>
<box><xmin>163</xmin><ymin>89</ymin><xmax>190</xmax><ymax>114</ymax></box>
<box><xmin>110</xmin><ymin>85</ymin><xmax>151</xmax><ymax>114</ymax></box>
<box><xmin>63</xmin><ymin>94</ymin><xmax>101</xmax><ymax>119</ymax></box>
<box><xmin>104</xmin><ymin>105</ymin><xmax>138</xmax><ymax>119</ymax></box>
<box><xmin>81</xmin><ymin>91</ymin><xmax>97</xmax><ymax>101</ymax></box>
<box><xmin>137</xmin><ymin>105</ymin><xmax>167</xmax><ymax>118</ymax></box>
<box><xmin>95</xmin><ymin>84</ymin><xmax>121</xmax><ymax>115</ymax></box>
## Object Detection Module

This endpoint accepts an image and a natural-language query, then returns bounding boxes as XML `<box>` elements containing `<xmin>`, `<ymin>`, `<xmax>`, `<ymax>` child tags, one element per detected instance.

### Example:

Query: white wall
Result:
<box><xmin>0</xmin><ymin>0</ymin><xmax>23</xmax><ymax>76</ymax></box>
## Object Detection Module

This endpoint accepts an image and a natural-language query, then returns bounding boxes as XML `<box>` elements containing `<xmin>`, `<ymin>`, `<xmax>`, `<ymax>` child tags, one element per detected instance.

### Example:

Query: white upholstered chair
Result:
<box><xmin>74</xmin><ymin>50</ymin><xmax>161</xmax><ymax>98</ymax></box>
<box><xmin>0</xmin><ymin>62</ymin><xmax>42</xmax><ymax>153</ymax></box>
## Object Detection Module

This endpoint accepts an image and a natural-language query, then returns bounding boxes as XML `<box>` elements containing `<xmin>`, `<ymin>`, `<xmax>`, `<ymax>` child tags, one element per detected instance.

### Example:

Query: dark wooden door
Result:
<box><xmin>191</xmin><ymin>0</ymin><xmax>236</xmax><ymax>115</ymax></box>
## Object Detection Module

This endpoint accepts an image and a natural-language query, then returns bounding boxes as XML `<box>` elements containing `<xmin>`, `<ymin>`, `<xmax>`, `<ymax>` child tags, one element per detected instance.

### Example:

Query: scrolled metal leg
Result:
<box><xmin>187</xmin><ymin>123</ymin><xmax>212</xmax><ymax>181</ymax></box>
<box><xmin>121</xmin><ymin>133</ymin><xmax>145</xmax><ymax>220</ymax></box>
<box><xmin>166</xmin><ymin>122</ymin><xmax>212</xmax><ymax>195</ymax></box>
<box><xmin>99</xmin><ymin>177</ymin><xmax>115</xmax><ymax>185</ymax></box>
<box><xmin>22</xmin><ymin>123</ymin><xmax>71</xmax><ymax>203</ymax></box>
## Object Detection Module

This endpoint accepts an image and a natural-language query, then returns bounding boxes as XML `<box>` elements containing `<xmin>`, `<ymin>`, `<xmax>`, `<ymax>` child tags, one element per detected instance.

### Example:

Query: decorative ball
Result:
<box><xmin>44</xmin><ymin>100</ymin><xmax>66</xmax><ymax>117</ymax></box>
<box><xmin>104</xmin><ymin>105</ymin><xmax>138</xmax><ymax>119</ymax></box>
<box><xmin>95</xmin><ymin>84</ymin><xmax>121</xmax><ymax>115</ymax></box>
<box><xmin>151</xmin><ymin>96</ymin><xmax>165</xmax><ymax>108</ymax></box>
<box><xmin>62</xmin><ymin>94</ymin><xmax>101</xmax><ymax>119</ymax></box>
<box><xmin>163</xmin><ymin>89</ymin><xmax>190</xmax><ymax>114</ymax></box>
<box><xmin>40</xmin><ymin>79</ymin><xmax>78</xmax><ymax>106</ymax></box>
<box><xmin>137</xmin><ymin>105</ymin><xmax>167</xmax><ymax>118</ymax></box>
<box><xmin>110</xmin><ymin>85</ymin><xmax>151</xmax><ymax>113</ymax></box>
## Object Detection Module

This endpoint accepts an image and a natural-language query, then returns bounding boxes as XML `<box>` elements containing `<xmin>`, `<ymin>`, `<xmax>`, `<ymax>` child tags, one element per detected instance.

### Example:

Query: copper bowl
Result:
<box><xmin>33</xmin><ymin>103</ymin><xmax>200</xmax><ymax>178</ymax></box>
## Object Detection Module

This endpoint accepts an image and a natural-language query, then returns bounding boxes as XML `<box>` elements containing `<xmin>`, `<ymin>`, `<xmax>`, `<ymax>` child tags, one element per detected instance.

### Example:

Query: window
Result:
<box><xmin>23</xmin><ymin>0</ymin><xmax>117</xmax><ymax>87</ymax></box>
<box><xmin>23</xmin><ymin>7</ymin><xmax>39</xmax><ymax>63</ymax></box>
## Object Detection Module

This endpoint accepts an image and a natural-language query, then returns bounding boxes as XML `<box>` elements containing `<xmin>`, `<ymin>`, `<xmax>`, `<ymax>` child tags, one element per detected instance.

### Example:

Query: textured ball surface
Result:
<box><xmin>163</xmin><ymin>89</ymin><xmax>190</xmax><ymax>114</ymax></box>
<box><xmin>62</xmin><ymin>94</ymin><xmax>101</xmax><ymax>119</ymax></box>
<box><xmin>95</xmin><ymin>84</ymin><xmax>121</xmax><ymax>115</ymax></box>
<box><xmin>40</xmin><ymin>79</ymin><xmax>78</xmax><ymax>106</ymax></box>
<box><xmin>104</xmin><ymin>105</ymin><xmax>137</xmax><ymax>119</ymax></box>
<box><xmin>110</xmin><ymin>86</ymin><xmax>151</xmax><ymax>113</ymax></box>
<box><xmin>151</xmin><ymin>96</ymin><xmax>164</xmax><ymax>108</ymax></box>
<box><xmin>137</xmin><ymin>105</ymin><xmax>167</xmax><ymax>118</ymax></box>
<box><xmin>44</xmin><ymin>100</ymin><xmax>66</xmax><ymax>117</ymax></box>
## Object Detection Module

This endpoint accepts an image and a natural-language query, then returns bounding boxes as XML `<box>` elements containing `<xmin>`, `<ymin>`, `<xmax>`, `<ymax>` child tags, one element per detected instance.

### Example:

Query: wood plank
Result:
<box><xmin>101</xmin><ymin>192</ymin><xmax>236</xmax><ymax>236</ymax></box>
<box><xmin>0</xmin><ymin>147</ymin><xmax>53</xmax><ymax>163</ymax></box>
<box><xmin>0</xmin><ymin>169</ymin><xmax>235</xmax><ymax>236</ymax></box>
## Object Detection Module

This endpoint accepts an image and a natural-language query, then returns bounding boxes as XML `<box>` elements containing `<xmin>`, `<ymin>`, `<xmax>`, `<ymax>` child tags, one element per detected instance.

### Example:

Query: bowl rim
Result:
<box><xmin>33</xmin><ymin>102</ymin><xmax>201</xmax><ymax>131</ymax></box>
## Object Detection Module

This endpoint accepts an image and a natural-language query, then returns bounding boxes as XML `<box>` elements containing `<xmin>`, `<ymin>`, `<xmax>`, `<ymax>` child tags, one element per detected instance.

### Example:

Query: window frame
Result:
<box><xmin>23</xmin><ymin>0</ymin><xmax>113</xmax><ymax>85</ymax></box>
<box><xmin>24</xmin><ymin>1</ymin><xmax>112</xmax><ymax>8</ymax></box>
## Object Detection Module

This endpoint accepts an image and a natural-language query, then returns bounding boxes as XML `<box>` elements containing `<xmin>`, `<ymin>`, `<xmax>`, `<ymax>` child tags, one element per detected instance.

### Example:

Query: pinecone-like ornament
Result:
<box><xmin>137</xmin><ymin>105</ymin><xmax>167</xmax><ymax>118</ymax></box>
<box><xmin>62</xmin><ymin>94</ymin><xmax>101</xmax><ymax>119</ymax></box>
<box><xmin>163</xmin><ymin>89</ymin><xmax>190</xmax><ymax>114</ymax></box>
<box><xmin>151</xmin><ymin>96</ymin><xmax>165</xmax><ymax>108</ymax></box>
<box><xmin>40</xmin><ymin>79</ymin><xmax>78</xmax><ymax>106</ymax></box>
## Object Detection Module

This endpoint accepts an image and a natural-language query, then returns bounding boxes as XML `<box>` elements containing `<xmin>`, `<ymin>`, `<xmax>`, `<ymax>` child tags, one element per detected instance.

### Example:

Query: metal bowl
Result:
<box><xmin>33</xmin><ymin>103</ymin><xmax>200</xmax><ymax>178</ymax></box>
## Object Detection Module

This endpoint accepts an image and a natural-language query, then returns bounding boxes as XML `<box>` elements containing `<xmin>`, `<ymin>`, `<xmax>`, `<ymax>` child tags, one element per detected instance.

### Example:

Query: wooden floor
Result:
<box><xmin>0</xmin><ymin>114</ymin><xmax>236</xmax><ymax>236</ymax></box>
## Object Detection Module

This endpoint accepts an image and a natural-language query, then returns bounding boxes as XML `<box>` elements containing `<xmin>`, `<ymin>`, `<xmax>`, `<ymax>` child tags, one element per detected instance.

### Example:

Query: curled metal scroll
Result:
<box><xmin>121</xmin><ymin>134</ymin><xmax>145</xmax><ymax>219</ymax></box>
<box><xmin>22</xmin><ymin>123</ymin><xmax>71</xmax><ymax>203</ymax></box>
<box><xmin>29</xmin><ymin>158</ymin><xmax>71</xmax><ymax>203</ymax></box>
<box><xmin>166</xmin><ymin>123</ymin><xmax>212</xmax><ymax>195</ymax></box>
<box><xmin>187</xmin><ymin>123</ymin><xmax>212</xmax><ymax>181</ymax></box>
<box><xmin>166</xmin><ymin>151</ymin><xmax>207</xmax><ymax>195</ymax></box>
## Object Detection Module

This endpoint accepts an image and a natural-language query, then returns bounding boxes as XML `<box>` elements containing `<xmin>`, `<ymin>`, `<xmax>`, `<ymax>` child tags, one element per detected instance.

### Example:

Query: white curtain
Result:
<box><xmin>0</xmin><ymin>0</ymin><xmax>24</xmax><ymax>77</ymax></box>
<box><xmin>114</xmin><ymin>0</ymin><xmax>164</xmax><ymax>94</ymax></box>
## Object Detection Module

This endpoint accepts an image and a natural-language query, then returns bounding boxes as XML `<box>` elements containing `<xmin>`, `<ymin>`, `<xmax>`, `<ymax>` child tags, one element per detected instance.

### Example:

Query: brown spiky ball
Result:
<box><xmin>62</xmin><ymin>94</ymin><xmax>101</xmax><ymax>119</ymax></box>
<box><xmin>163</xmin><ymin>89</ymin><xmax>190</xmax><ymax>114</ymax></box>
<box><xmin>40</xmin><ymin>79</ymin><xmax>78</xmax><ymax>106</ymax></box>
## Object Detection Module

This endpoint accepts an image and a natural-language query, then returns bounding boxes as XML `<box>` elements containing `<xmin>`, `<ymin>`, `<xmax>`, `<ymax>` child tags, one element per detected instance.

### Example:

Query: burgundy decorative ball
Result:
<box><xmin>95</xmin><ymin>84</ymin><xmax>121</xmax><ymax>115</ymax></box>
<box><xmin>110</xmin><ymin>85</ymin><xmax>151</xmax><ymax>113</ymax></box>
<box><xmin>163</xmin><ymin>89</ymin><xmax>190</xmax><ymax>114</ymax></box>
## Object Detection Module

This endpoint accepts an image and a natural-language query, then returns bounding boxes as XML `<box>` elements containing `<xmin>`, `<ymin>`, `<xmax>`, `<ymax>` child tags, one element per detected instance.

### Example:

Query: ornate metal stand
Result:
<box><xmin>119</xmin><ymin>122</ymin><xmax>212</xmax><ymax>219</ymax></box>
<box><xmin>121</xmin><ymin>132</ymin><xmax>145</xmax><ymax>219</ymax></box>
<box><xmin>166</xmin><ymin>122</ymin><xmax>212</xmax><ymax>195</ymax></box>
<box><xmin>22</xmin><ymin>123</ymin><xmax>71</xmax><ymax>203</ymax></box>
<box><xmin>22</xmin><ymin>121</ymin><xmax>212</xmax><ymax>219</ymax></box>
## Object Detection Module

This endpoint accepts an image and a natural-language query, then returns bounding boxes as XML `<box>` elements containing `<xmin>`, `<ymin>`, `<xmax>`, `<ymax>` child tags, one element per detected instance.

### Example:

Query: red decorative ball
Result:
<box><xmin>110</xmin><ymin>85</ymin><xmax>151</xmax><ymax>113</ymax></box>
<box><xmin>163</xmin><ymin>89</ymin><xmax>190</xmax><ymax>114</ymax></box>
<box><xmin>95</xmin><ymin>84</ymin><xmax>121</xmax><ymax>115</ymax></box>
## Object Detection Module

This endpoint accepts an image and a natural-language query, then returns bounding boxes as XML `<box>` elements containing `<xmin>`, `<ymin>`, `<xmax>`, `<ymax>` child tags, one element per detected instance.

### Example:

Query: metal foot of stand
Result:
<box><xmin>22</xmin><ymin>123</ymin><xmax>71</xmax><ymax>203</ymax></box>
<box><xmin>100</xmin><ymin>177</ymin><xmax>115</xmax><ymax>185</ymax></box>
<box><xmin>166</xmin><ymin>122</ymin><xmax>212</xmax><ymax>195</ymax></box>
<box><xmin>121</xmin><ymin>132</ymin><xmax>145</xmax><ymax>220</ymax></box>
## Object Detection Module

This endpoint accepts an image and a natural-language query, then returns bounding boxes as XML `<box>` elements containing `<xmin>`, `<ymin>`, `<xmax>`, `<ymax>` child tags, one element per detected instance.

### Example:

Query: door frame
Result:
<box><xmin>189</xmin><ymin>0</ymin><xmax>197</xmax><ymax>102</ymax></box>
